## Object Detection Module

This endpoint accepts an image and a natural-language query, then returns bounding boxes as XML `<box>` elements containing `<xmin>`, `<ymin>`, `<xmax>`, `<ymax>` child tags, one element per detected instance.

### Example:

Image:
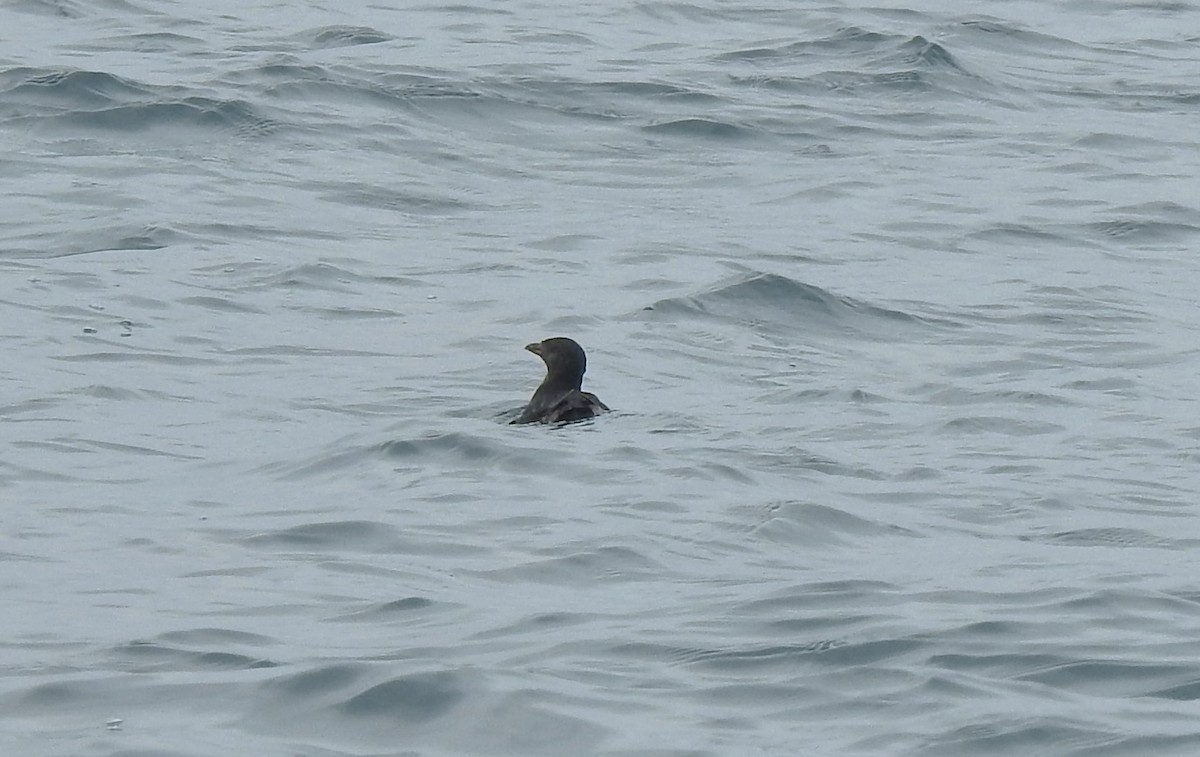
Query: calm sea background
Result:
<box><xmin>3</xmin><ymin>1</ymin><xmax>1200</xmax><ymax>755</ymax></box>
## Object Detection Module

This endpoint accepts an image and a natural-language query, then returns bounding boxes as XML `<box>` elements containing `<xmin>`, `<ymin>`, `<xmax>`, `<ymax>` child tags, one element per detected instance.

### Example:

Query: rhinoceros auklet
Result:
<box><xmin>512</xmin><ymin>337</ymin><xmax>610</xmax><ymax>425</ymax></box>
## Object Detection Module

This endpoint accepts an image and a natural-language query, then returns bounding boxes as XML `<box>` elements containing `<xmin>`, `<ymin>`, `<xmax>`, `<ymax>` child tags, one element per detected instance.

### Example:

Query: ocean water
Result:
<box><xmin>3</xmin><ymin>0</ymin><xmax>1200</xmax><ymax>754</ymax></box>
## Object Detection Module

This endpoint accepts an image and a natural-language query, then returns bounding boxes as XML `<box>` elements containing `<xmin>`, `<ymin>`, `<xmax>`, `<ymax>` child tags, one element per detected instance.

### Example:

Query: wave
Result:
<box><xmin>0</xmin><ymin>67</ymin><xmax>283</xmax><ymax>138</ymax></box>
<box><xmin>304</xmin><ymin>26</ymin><xmax>393</xmax><ymax>48</ymax></box>
<box><xmin>644</xmin><ymin>271</ymin><xmax>943</xmax><ymax>340</ymax></box>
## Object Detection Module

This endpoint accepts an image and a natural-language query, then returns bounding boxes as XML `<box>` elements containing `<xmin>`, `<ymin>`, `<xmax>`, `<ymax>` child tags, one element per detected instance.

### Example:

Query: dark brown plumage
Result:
<box><xmin>512</xmin><ymin>337</ymin><xmax>610</xmax><ymax>425</ymax></box>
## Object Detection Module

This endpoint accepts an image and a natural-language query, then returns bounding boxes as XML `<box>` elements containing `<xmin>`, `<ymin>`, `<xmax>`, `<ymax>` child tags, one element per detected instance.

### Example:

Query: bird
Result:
<box><xmin>512</xmin><ymin>337</ymin><xmax>610</xmax><ymax>424</ymax></box>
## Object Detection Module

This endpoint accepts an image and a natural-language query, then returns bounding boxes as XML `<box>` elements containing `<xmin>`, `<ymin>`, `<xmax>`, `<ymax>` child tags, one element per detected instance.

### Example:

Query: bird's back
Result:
<box><xmin>513</xmin><ymin>388</ymin><xmax>609</xmax><ymax>424</ymax></box>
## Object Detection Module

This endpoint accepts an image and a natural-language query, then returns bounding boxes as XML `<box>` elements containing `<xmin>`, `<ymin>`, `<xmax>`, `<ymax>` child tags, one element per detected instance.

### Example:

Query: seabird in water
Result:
<box><xmin>512</xmin><ymin>337</ymin><xmax>610</xmax><ymax>424</ymax></box>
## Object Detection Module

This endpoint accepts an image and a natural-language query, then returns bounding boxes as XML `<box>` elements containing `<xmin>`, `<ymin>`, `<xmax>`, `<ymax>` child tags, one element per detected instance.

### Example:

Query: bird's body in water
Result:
<box><xmin>513</xmin><ymin>337</ymin><xmax>609</xmax><ymax>425</ymax></box>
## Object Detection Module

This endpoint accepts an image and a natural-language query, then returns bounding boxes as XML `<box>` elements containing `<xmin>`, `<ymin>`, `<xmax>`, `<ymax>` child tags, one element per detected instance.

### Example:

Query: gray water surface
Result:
<box><xmin>3</xmin><ymin>1</ymin><xmax>1200</xmax><ymax>755</ymax></box>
